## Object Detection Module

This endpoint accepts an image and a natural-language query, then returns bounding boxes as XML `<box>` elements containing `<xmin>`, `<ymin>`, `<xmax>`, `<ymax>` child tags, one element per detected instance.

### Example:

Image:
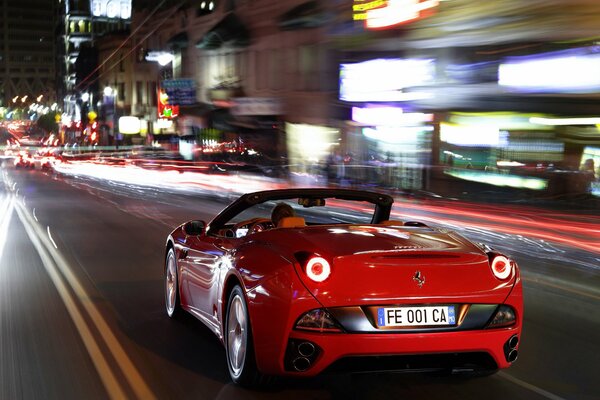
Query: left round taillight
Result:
<box><xmin>491</xmin><ymin>255</ymin><xmax>513</xmax><ymax>280</ymax></box>
<box><xmin>305</xmin><ymin>257</ymin><xmax>331</xmax><ymax>283</ymax></box>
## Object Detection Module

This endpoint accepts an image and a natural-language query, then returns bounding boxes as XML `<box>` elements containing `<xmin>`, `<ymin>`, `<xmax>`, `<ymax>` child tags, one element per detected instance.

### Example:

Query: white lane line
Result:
<box><xmin>33</xmin><ymin>207</ymin><xmax>38</xmax><ymax>221</ymax></box>
<box><xmin>16</xmin><ymin>202</ymin><xmax>156</xmax><ymax>400</ymax></box>
<box><xmin>46</xmin><ymin>226</ymin><xmax>58</xmax><ymax>249</ymax></box>
<box><xmin>498</xmin><ymin>371</ymin><xmax>566</xmax><ymax>400</ymax></box>
<box><xmin>0</xmin><ymin>196</ymin><xmax>15</xmax><ymax>263</ymax></box>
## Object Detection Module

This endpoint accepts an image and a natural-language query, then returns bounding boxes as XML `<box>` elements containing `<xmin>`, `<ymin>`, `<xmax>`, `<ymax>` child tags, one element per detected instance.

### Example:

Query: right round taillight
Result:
<box><xmin>491</xmin><ymin>255</ymin><xmax>513</xmax><ymax>280</ymax></box>
<box><xmin>305</xmin><ymin>257</ymin><xmax>331</xmax><ymax>283</ymax></box>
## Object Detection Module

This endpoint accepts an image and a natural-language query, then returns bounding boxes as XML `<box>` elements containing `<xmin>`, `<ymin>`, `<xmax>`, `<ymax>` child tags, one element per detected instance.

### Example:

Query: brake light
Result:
<box><xmin>305</xmin><ymin>257</ymin><xmax>331</xmax><ymax>282</ymax></box>
<box><xmin>491</xmin><ymin>255</ymin><xmax>512</xmax><ymax>280</ymax></box>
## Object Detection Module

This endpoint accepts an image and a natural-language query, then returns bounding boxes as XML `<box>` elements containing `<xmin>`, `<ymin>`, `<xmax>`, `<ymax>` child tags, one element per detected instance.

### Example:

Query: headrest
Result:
<box><xmin>381</xmin><ymin>220</ymin><xmax>404</xmax><ymax>226</ymax></box>
<box><xmin>278</xmin><ymin>216</ymin><xmax>306</xmax><ymax>228</ymax></box>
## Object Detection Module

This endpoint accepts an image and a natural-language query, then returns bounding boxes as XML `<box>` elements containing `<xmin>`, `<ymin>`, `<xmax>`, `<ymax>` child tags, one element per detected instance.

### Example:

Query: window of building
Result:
<box><xmin>268</xmin><ymin>49</ymin><xmax>281</xmax><ymax>91</ymax></box>
<box><xmin>118</xmin><ymin>82</ymin><xmax>125</xmax><ymax>101</ymax></box>
<box><xmin>256</xmin><ymin>51</ymin><xmax>267</xmax><ymax>90</ymax></box>
<box><xmin>148</xmin><ymin>81</ymin><xmax>157</xmax><ymax>106</ymax></box>
<box><xmin>299</xmin><ymin>45</ymin><xmax>318</xmax><ymax>91</ymax></box>
<box><xmin>136</xmin><ymin>81</ymin><xmax>144</xmax><ymax>104</ymax></box>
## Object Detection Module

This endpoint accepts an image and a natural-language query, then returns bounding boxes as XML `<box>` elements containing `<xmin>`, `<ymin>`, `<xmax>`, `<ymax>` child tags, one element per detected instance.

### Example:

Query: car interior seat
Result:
<box><xmin>277</xmin><ymin>216</ymin><xmax>306</xmax><ymax>228</ymax></box>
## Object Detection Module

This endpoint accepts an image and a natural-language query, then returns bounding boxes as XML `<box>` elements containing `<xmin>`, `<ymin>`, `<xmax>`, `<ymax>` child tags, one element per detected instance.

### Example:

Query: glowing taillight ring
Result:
<box><xmin>306</xmin><ymin>257</ymin><xmax>331</xmax><ymax>282</ymax></box>
<box><xmin>491</xmin><ymin>255</ymin><xmax>512</xmax><ymax>280</ymax></box>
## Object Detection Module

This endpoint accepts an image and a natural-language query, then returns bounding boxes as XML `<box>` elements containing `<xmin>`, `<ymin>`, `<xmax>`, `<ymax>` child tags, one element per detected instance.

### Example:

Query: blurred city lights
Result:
<box><xmin>499</xmin><ymin>48</ymin><xmax>600</xmax><ymax>93</ymax></box>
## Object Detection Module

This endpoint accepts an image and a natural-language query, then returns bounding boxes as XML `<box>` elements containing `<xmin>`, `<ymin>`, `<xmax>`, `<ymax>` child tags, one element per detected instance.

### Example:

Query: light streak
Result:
<box><xmin>0</xmin><ymin>196</ymin><xmax>15</xmax><ymax>264</ymax></box>
<box><xmin>50</xmin><ymin>160</ymin><xmax>600</xmax><ymax>254</ymax></box>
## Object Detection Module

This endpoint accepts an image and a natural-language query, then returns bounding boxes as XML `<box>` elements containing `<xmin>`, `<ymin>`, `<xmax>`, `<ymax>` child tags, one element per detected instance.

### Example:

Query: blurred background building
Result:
<box><xmin>0</xmin><ymin>0</ymin><xmax>57</xmax><ymax>107</ymax></box>
<box><xmin>3</xmin><ymin>0</ymin><xmax>597</xmax><ymax>201</ymax></box>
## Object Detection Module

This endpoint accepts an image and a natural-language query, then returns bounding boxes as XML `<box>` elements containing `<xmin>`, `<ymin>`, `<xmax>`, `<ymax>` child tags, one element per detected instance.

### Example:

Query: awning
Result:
<box><xmin>167</xmin><ymin>32</ymin><xmax>188</xmax><ymax>49</ymax></box>
<box><xmin>278</xmin><ymin>1</ymin><xmax>329</xmax><ymax>30</ymax></box>
<box><xmin>196</xmin><ymin>12</ymin><xmax>250</xmax><ymax>50</ymax></box>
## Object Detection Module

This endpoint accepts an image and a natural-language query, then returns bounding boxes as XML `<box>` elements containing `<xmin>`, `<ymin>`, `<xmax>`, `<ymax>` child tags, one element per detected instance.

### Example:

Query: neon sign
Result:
<box><xmin>90</xmin><ymin>0</ymin><xmax>132</xmax><ymax>20</ymax></box>
<box><xmin>362</xmin><ymin>0</ymin><xmax>439</xmax><ymax>29</ymax></box>
<box><xmin>353</xmin><ymin>0</ymin><xmax>388</xmax><ymax>21</ymax></box>
<box><xmin>157</xmin><ymin>89</ymin><xmax>179</xmax><ymax>119</ymax></box>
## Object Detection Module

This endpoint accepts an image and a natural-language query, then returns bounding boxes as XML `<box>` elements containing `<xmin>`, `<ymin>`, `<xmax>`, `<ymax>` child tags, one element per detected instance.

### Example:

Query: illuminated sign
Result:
<box><xmin>352</xmin><ymin>106</ymin><xmax>433</xmax><ymax>126</ymax></box>
<box><xmin>90</xmin><ymin>0</ymin><xmax>132</xmax><ymax>20</ymax></box>
<box><xmin>499</xmin><ymin>47</ymin><xmax>600</xmax><ymax>93</ymax></box>
<box><xmin>157</xmin><ymin>88</ymin><xmax>179</xmax><ymax>119</ymax></box>
<box><xmin>340</xmin><ymin>58</ymin><xmax>435</xmax><ymax>102</ymax></box>
<box><xmin>155</xmin><ymin>118</ymin><xmax>174</xmax><ymax>129</ymax></box>
<box><xmin>353</xmin><ymin>0</ymin><xmax>387</xmax><ymax>21</ymax></box>
<box><xmin>161</xmin><ymin>79</ymin><xmax>196</xmax><ymax>106</ymax></box>
<box><xmin>363</xmin><ymin>0</ymin><xmax>439</xmax><ymax>29</ymax></box>
<box><xmin>440</xmin><ymin>123</ymin><xmax>502</xmax><ymax>147</ymax></box>
<box><xmin>118</xmin><ymin>116</ymin><xmax>140</xmax><ymax>134</ymax></box>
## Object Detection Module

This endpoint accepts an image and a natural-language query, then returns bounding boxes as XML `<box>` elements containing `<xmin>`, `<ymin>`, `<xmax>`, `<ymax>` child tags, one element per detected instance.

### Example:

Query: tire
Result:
<box><xmin>225</xmin><ymin>285</ymin><xmax>270</xmax><ymax>387</ymax></box>
<box><xmin>165</xmin><ymin>248</ymin><xmax>181</xmax><ymax>318</ymax></box>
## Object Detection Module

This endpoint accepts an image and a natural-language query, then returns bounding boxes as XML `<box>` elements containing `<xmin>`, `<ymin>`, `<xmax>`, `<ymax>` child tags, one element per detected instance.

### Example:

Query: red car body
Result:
<box><xmin>164</xmin><ymin>189</ymin><xmax>523</xmax><ymax>386</ymax></box>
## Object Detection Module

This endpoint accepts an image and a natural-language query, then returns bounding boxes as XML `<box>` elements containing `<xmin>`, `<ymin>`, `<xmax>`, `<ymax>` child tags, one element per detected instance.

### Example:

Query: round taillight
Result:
<box><xmin>491</xmin><ymin>255</ymin><xmax>512</xmax><ymax>280</ymax></box>
<box><xmin>306</xmin><ymin>257</ymin><xmax>331</xmax><ymax>282</ymax></box>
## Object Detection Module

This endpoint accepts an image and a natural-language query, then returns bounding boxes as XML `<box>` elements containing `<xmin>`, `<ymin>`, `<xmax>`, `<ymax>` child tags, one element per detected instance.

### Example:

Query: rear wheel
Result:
<box><xmin>225</xmin><ymin>285</ymin><xmax>270</xmax><ymax>387</ymax></box>
<box><xmin>165</xmin><ymin>248</ymin><xmax>181</xmax><ymax>318</ymax></box>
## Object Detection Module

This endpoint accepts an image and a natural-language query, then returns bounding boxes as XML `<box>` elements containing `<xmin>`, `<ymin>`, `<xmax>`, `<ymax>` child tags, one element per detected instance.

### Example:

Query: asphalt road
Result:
<box><xmin>1</xmin><ymin>164</ymin><xmax>598</xmax><ymax>400</ymax></box>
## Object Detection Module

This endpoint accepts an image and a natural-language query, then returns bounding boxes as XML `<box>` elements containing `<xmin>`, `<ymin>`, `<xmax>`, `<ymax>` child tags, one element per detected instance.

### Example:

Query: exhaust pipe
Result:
<box><xmin>292</xmin><ymin>357</ymin><xmax>311</xmax><ymax>372</ymax></box>
<box><xmin>503</xmin><ymin>335</ymin><xmax>519</xmax><ymax>363</ymax></box>
<box><xmin>284</xmin><ymin>339</ymin><xmax>320</xmax><ymax>372</ymax></box>
<box><xmin>298</xmin><ymin>342</ymin><xmax>315</xmax><ymax>357</ymax></box>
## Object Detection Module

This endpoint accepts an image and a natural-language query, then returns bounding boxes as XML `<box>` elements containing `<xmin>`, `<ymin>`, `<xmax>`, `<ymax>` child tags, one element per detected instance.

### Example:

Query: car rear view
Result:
<box><xmin>284</xmin><ymin>224</ymin><xmax>523</xmax><ymax>376</ymax></box>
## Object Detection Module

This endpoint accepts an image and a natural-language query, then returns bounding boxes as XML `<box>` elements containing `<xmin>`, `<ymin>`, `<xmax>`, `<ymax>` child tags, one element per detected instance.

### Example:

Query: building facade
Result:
<box><xmin>86</xmin><ymin>0</ymin><xmax>600</xmax><ymax>197</ymax></box>
<box><xmin>0</xmin><ymin>0</ymin><xmax>57</xmax><ymax>106</ymax></box>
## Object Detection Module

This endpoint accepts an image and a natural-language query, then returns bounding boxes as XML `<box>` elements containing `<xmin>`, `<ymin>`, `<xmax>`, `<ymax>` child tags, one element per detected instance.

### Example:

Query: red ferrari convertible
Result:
<box><xmin>164</xmin><ymin>189</ymin><xmax>523</xmax><ymax>387</ymax></box>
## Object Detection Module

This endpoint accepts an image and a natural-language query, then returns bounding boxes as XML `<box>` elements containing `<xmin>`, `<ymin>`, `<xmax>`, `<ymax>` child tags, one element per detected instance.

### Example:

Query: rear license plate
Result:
<box><xmin>377</xmin><ymin>305</ymin><xmax>456</xmax><ymax>327</ymax></box>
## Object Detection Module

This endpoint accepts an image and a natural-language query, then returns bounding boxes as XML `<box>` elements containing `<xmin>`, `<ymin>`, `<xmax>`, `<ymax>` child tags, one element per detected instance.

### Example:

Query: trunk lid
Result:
<box><xmin>285</xmin><ymin>225</ymin><xmax>513</xmax><ymax>306</ymax></box>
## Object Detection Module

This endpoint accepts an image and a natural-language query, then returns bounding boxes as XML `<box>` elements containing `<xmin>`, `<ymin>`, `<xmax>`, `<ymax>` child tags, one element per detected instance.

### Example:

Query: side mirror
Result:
<box><xmin>183</xmin><ymin>220</ymin><xmax>206</xmax><ymax>236</ymax></box>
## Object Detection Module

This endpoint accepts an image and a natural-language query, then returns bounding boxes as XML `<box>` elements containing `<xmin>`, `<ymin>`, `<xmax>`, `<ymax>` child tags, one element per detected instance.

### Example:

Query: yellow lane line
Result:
<box><xmin>16</xmin><ymin>202</ymin><xmax>156</xmax><ymax>400</ymax></box>
<box><xmin>15</xmin><ymin>203</ymin><xmax>128</xmax><ymax>400</ymax></box>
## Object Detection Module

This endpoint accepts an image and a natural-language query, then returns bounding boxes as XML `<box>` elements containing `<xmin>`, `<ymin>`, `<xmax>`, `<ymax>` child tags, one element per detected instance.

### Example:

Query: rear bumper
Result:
<box><xmin>280</xmin><ymin>326</ymin><xmax>520</xmax><ymax>376</ymax></box>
